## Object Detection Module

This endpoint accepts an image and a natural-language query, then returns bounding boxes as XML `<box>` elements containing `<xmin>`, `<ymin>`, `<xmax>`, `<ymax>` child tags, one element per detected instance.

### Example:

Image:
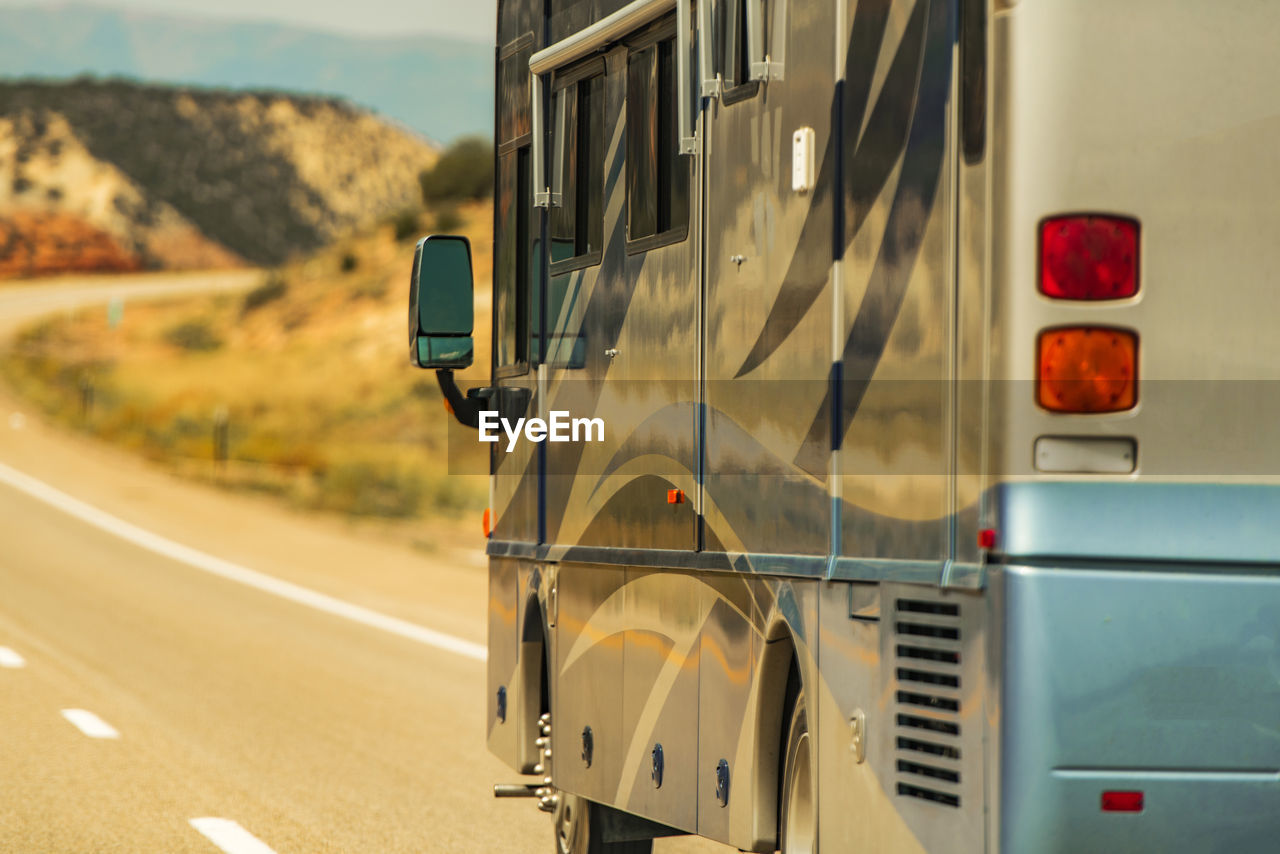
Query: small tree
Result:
<box><xmin>419</xmin><ymin>137</ymin><xmax>494</xmax><ymax>204</ymax></box>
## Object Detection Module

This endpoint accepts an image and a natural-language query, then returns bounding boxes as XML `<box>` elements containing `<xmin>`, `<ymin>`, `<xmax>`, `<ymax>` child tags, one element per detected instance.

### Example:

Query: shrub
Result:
<box><xmin>164</xmin><ymin>319</ymin><xmax>222</xmax><ymax>352</ymax></box>
<box><xmin>314</xmin><ymin>460</ymin><xmax>425</xmax><ymax>518</ymax></box>
<box><xmin>409</xmin><ymin>377</ymin><xmax>439</xmax><ymax>400</ymax></box>
<box><xmin>419</xmin><ymin>136</ymin><xmax>494</xmax><ymax>204</ymax></box>
<box><xmin>242</xmin><ymin>275</ymin><xmax>288</xmax><ymax>314</ymax></box>
<box><xmin>433</xmin><ymin>205</ymin><xmax>463</xmax><ymax>233</ymax></box>
<box><xmin>392</xmin><ymin>208</ymin><xmax>419</xmax><ymax>242</ymax></box>
<box><xmin>350</xmin><ymin>277</ymin><xmax>388</xmax><ymax>301</ymax></box>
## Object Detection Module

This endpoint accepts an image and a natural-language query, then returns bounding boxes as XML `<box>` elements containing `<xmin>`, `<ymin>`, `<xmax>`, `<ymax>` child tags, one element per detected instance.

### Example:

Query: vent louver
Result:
<box><xmin>893</xmin><ymin>597</ymin><xmax>962</xmax><ymax>808</ymax></box>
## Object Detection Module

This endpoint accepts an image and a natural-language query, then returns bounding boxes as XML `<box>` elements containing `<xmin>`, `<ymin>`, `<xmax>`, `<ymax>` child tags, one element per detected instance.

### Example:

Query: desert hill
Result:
<box><xmin>0</xmin><ymin>79</ymin><xmax>439</xmax><ymax>277</ymax></box>
<box><xmin>0</xmin><ymin>3</ymin><xmax>492</xmax><ymax>143</ymax></box>
<box><xmin>3</xmin><ymin>202</ymin><xmax>494</xmax><ymax>521</ymax></box>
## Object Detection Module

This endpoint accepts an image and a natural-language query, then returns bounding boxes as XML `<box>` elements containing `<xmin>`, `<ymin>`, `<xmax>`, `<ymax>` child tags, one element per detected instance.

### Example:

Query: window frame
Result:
<box><xmin>498</xmin><ymin>34</ymin><xmax>535</xmax><ymax>155</ymax></box>
<box><xmin>548</xmin><ymin>55</ymin><xmax>606</xmax><ymax>277</ymax></box>
<box><xmin>623</xmin><ymin>17</ymin><xmax>691</xmax><ymax>255</ymax></box>
<box><xmin>721</xmin><ymin>0</ymin><xmax>761</xmax><ymax>105</ymax></box>
<box><xmin>493</xmin><ymin>145</ymin><xmax>533</xmax><ymax>378</ymax></box>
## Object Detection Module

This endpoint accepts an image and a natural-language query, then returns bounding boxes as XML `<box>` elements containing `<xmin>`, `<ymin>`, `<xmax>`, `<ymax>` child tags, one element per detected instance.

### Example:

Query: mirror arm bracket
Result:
<box><xmin>436</xmin><ymin>369</ymin><xmax>494</xmax><ymax>430</ymax></box>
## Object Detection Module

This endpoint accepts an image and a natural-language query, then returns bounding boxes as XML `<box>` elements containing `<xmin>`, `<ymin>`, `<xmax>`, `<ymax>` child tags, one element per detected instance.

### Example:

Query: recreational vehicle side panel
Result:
<box><xmin>552</xmin><ymin>564</ymin><xmax>628</xmax><ymax>805</ymax></box>
<box><xmin>545</xmin><ymin>21</ymin><xmax>701</xmax><ymax>554</ymax></box>
<box><xmin>492</xmin><ymin>23</ymin><xmax>541</xmax><ymax>547</ymax></box>
<box><xmin>836</xmin><ymin>0</ymin><xmax>956</xmax><ymax>567</ymax></box>
<box><xmin>701</xmin><ymin>0</ymin><xmax>835</xmax><ymax>559</ymax></box>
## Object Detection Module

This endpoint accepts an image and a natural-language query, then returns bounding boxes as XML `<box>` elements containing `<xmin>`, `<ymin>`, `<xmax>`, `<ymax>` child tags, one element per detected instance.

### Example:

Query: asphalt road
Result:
<box><xmin>0</xmin><ymin>272</ymin><xmax>729</xmax><ymax>854</ymax></box>
<box><xmin>0</xmin><ymin>271</ymin><xmax>546</xmax><ymax>853</ymax></box>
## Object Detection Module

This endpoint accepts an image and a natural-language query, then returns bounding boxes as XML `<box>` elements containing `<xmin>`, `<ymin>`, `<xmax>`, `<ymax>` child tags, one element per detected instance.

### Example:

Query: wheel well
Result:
<box><xmin>518</xmin><ymin>596</ymin><xmax>550</xmax><ymax>771</ymax></box>
<box><xmin>750</xmin><ymin>626</ymin><xmax>800</xmax><ymax>851</ymax></box>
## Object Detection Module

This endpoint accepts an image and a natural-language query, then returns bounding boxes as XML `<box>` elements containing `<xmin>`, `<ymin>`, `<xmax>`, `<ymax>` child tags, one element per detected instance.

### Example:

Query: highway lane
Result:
<box><xmin>0</xmin><ymin>473</ymin><xmax>545</xmax><ymax>853</ymax></box>
<box><xmin>0</xmin><ymin>271</ymin><xmax>545</xmax><ymax>852</ymax></box>
<box><xmin>0</xmin><ymin>273</ymin><xmax>731</xmax><ymax>853</ymax></box>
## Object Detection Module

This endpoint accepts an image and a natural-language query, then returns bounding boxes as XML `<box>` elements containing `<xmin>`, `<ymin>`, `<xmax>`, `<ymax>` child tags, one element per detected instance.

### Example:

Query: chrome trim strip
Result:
<box><xmin>1052</xmin><ymin>768</ymin><xmax>1280</xmax><ymax>781</ymax></box>
<box><xmin>487</xmin><ymin>540</ymin><xmax>982</xmax><ymax>586</ymax></box>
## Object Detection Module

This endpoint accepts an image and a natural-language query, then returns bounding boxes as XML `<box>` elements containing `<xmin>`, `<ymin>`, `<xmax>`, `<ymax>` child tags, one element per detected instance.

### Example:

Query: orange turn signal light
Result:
<box><xmin>482</xmin><ymin>508</ymin><xmax>492</xmax><ymax>537</ymax></box>
<box><xmin>667</xmin><ymin>489</ymin><xmax>685</xmax><ymax>505</ymax></box>
<box><xmin>1037</xmin><ymin>327</ymin><xmax>1137</xmax><ymax>413</ymax></box>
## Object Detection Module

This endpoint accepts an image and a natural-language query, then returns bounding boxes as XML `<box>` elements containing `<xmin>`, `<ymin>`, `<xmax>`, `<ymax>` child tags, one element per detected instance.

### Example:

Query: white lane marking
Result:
<box><xmin>0</xmin><ymin>646</ymin><xmax>26</xmax><ymax>668</ymax></box>
<box><xmin>61</xmin><ymin>708</ymin><xmax>121</xmax><ymax>739</ymax></box>
<box><xmin>190</xmin><ymin>818</ymin><xmax>278</xmax><ymax>854</ymax></box>
<box><xmin>0</xmin><ymin>461</ymin><xmax>486</xmax><ymax>661</ymax></box>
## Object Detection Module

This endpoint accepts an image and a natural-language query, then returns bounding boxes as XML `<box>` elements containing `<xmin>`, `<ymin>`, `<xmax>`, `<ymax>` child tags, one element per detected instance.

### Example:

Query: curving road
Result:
<box><xmin>0</xmin><ymin>271</ymin><xmax>727</xmax><ymax>854</ymax></box>
<box><xmin>0</xmin><ymin>271</ymin><xmax>549</xmax><ymax>853</ymax></box>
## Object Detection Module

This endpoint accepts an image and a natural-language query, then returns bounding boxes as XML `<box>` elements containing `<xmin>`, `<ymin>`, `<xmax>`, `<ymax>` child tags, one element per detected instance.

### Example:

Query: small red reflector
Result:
<box><xmin>1037</xmin><ymin>327</ymin><xmax>1138</xmax><ymax>413</ymax></box>
<box><xmin>1101</xmin><ymin>791</ymin><xmax>1144</xmax><ymax>813</ymax></box>
<box><xmin>1040</xmin><ymin>215</ymin><xmax>1139</xmax><ymax>300</ymax></box>
<box><xmin>978</xmin><ymin>529</ymin><xmax>997</xmax><ymax>550</ymax></box>
<box><xmin>482</xmin><ymin>508</ymin><xmax>491</xmax><ymax>538</ymax></box>
<box><xmin>667</xmin><ymin>489</ymin><xmax>685</xmax><ymax>505</ymax></box>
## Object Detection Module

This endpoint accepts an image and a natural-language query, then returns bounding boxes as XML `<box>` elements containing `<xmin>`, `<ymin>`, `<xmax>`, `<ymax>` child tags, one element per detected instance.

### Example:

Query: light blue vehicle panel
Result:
<box><xmin>999</xmin><ymin>563</ymin><xmax>1280</xmax><ymax>853</ymax></box>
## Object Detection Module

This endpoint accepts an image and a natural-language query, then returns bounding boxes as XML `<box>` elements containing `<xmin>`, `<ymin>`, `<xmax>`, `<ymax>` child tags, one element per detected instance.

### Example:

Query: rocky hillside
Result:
<box><xmin>0</xmin><ymin>4</ymin><xmax>492</xmax><ymax>143</ymax></box>
<box><xmin>0</xmin><ymin>79</ymin><xmax>439</xmax><ymax>277</ymax></box>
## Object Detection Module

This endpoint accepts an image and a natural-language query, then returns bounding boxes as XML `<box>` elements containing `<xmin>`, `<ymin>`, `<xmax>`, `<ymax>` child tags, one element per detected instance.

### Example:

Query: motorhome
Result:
<box><xmin>408</xmin><ymin>0</ymin><xmax>1280</xmax><ymax>851</ymax></box>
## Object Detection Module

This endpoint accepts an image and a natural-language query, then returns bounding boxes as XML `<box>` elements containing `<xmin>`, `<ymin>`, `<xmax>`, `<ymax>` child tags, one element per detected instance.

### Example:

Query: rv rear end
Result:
<box><xmin>984</xmin><ymin>2</ymin><xmax>1280</xmax><ymax>851</ymax></box>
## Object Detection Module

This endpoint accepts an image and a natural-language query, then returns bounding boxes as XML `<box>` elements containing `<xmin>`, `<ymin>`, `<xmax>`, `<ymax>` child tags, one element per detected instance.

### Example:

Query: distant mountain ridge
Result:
<box><xmin>0</xmin><ymin>3</ymin><xmax>493</xmax><ymax>143</ymax></box>
<box><xmin>0</xmin><ymin>79</ymin><xmax>439</xmax><ymax>275</ymax></box>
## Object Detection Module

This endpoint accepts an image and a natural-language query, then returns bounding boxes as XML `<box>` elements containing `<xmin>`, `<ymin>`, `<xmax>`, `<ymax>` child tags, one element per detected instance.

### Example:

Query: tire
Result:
<box><xmin>554</xmin><ymin>795</ymin><xmax>653</xmax><ymax>854</ymax></box>
<box><xmin>779</xmin><ymin>693</ymin><xmax>816</xmax><ymax>854</ymax></box>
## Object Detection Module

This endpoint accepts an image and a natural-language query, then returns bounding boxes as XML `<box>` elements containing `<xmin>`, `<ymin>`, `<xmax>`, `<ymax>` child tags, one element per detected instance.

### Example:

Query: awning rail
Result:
<box><xmin>529</xmin><ymin>0</ymin><xmax>676</xmax><ymax>75</ymax></box>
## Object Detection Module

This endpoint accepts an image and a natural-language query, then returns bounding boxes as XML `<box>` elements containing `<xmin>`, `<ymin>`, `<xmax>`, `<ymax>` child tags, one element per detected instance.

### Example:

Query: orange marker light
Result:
<box><xmin>1037</xmin><ymin>327</ymin><xmax>1137</xmax><ymax>413</ymax></box>
<box><xmin>443</xmin><ymin>398</ymin><xmax>454</xmax><ymax>415</ymax></box>
<box><xmin>482</xmin><ymin>508</ymin><xmax>491</xmax><ymax>538</ymax></box>
<box><xmin>667</xmin><ymin>489</ymin><xmax>685</xmax><ymax>505</ymax></box>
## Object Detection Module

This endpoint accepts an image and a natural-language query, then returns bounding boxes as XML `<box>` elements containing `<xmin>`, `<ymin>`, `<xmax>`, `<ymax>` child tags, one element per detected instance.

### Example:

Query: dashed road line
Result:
<box><xmin>190</xmin><ymin>818</ymin><xmax>279</xmax><ymax>854</ymax></box>
<box><xmin>0</xmin><ymin>646</ymin><xmax>25</xmax><ymax>668</ymax></box>
<box><xmin>0</xmin><ymin>460</ymin><xmax>486</xmax><ymax>662</ymax></box>
<box><xmin>60</xmin><ymin>708</ymin><xmax>121</xmax><ymax>739</ymax></box>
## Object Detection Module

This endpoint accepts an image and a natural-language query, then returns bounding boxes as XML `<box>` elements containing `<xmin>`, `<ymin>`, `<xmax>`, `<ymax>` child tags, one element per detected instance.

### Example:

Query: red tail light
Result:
<box><xmin>1037</xmin><ymin>327</ymin><xmax>1138</xmax><ymax>413</ymax></box>
<box><xmin>1040</xmin><ymin>215</ymin><xmax>1139</xmax><ymax>300</ymax></box>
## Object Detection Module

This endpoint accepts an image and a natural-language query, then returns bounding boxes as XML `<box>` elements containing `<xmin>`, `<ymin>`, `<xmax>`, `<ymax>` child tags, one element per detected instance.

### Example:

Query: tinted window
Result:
<box><xmin>551</xmin><ymin>72</ymin><xmax>605</xmax><ymax>266</ymax></box>
<box><xmin>627</xmin><ymin>46</ymin><xmax>659</xmax><ymax>240</ymax></box>
<box><xmin>495</xmin><ymin>148</ymin><xmax>530</xmax><ymax>368</ymax></box>
<box><xmin>498</xmin><ymin>39</ymin><xmax>532</xmax><ymax>146</ymax></box>
<box><xmin>581</xmin><ymin>75</ymin><xmax>606</xmax><ymax>256</ymax></box>
<box><xmin>723</xmin><ymin>0</ymin><xmax>760</xmax><ymax>102</ymax></box>
<box><xmin>627</xmin><ymin>36</ymin><xmax>690</xmax><ymax>243</ymax></box>
<box><xmin>550</xmin><ymin>85</ymin><xmax>579</xmax><ymax>263</ymax></box>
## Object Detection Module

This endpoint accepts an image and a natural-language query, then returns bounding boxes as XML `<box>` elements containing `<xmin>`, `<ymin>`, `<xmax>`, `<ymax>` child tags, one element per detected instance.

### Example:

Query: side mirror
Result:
<box><xmin>408</xmin><ymin>235</ymin><xmax>475</xmax><ymax>369</ymax></box>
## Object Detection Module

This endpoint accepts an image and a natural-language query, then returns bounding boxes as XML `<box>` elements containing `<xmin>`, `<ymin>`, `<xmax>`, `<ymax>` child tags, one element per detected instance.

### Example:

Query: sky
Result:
<box><xmin>0</xmin><ymin>0</ymin><xmax>499</xmax><ymax>40</ymax></box>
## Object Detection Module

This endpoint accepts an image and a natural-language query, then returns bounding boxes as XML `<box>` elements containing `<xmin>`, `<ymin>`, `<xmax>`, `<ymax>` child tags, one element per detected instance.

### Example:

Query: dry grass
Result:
<box><xmin>1</xmin><ymin>201</ymin><xmax>494</xmax><ymax>521</ymax></box>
